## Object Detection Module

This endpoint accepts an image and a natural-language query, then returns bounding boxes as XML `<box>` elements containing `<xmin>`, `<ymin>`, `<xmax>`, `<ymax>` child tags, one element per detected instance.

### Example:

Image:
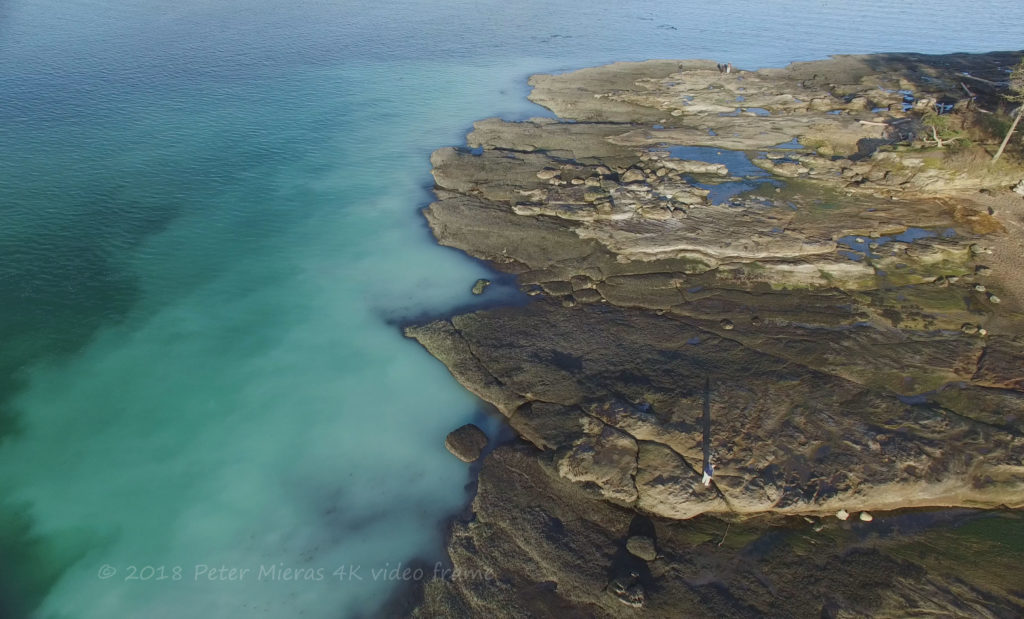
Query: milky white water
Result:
<box><xmin>1</xmin><ymin>1</ymin><xmax>1021</xmax><ymax>616</ymax></box>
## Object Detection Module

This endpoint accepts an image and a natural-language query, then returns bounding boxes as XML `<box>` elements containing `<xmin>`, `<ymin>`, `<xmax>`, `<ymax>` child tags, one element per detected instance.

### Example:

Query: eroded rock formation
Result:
<box><xmin>410</xmin><ymin>51</ymin><xmax>1024</xmax><ymax>616</ymax></box>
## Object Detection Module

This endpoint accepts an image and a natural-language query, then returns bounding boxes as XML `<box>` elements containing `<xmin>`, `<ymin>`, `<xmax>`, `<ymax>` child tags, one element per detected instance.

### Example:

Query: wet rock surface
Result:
<box><xmin>409</xmin><ymin>51</ymin><xmax>1024</xmax><ymax>616</ymax></box>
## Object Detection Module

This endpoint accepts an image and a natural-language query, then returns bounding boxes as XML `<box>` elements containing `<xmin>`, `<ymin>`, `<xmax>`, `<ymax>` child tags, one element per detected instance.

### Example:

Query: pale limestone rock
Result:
<box><xmin>636</xmin><ymin>442</ymin><xmax>724</xmax><ymax>519</ymax></box>
<box><xmin>557</xmin><ymin>418</ymin><xmax>638</xmax><ymax>503</ymax></box>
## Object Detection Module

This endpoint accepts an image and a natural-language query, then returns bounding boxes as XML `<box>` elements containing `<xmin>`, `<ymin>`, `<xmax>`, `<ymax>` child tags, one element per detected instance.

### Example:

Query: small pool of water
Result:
<box><xmin>689</xmin><ymin>178</ymin><xmax>783</xmax><ymax>204</ymax></box>
<box><xmin>720</xmin><ymin>107</ymin><xmax>771</xmax><ymax>116</ymax></box>
<box><xmin>772</xmin><ymin>138</ymin><xmax>803</xmax><ymax>149</ymax></box>
<box><xmin>876</xmin><ymin>88</ymin><xmax>918</xmax><ymax>111</ymax></box>
<box><xmin>665</xmin><ymin>145</ymin><xmax>785</xmax><ymax>204</ymax></box>
<box><xmin>836</xmin><ymin>227</ymin><xmax>955</xmax><ymax>260</ymax></box>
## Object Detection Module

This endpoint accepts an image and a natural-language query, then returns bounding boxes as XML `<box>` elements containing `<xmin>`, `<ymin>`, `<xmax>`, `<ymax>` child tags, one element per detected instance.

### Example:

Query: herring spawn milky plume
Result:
<box><xmin>1</xmin><ymin>0</ymin><xmax>1023</xmax><ymax>616</ymax></box>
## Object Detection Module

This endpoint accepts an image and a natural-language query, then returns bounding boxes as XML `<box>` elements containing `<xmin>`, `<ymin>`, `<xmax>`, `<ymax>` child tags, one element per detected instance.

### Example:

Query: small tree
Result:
<box><xmin>992</xmin><ymin>57</ymin><xmax>1024</xmax><ymax>163</ymax></box>
<box><xmin>921</xmin><ymin>110</ymin><xmax>968</xmax><ymax>148</ymax></box>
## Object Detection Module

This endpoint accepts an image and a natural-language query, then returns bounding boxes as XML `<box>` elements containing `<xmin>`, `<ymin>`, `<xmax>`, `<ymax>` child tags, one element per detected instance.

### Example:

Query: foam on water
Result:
<box><xmin>2</xmin><ymin>0</ymin><xmax>1024</xmax><ymax>616</ymax></box>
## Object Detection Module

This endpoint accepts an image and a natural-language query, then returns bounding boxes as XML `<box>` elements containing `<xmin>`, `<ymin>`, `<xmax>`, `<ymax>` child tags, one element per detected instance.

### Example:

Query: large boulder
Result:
<box><xmin>625</xmin><ymin>535</ymin><xmax>657</xmax><ymax>561</ymax></box>
<box><xmin>445</xmin><ymin>424</ymin><xmax>488</xmax><ymax>462</ymax></box>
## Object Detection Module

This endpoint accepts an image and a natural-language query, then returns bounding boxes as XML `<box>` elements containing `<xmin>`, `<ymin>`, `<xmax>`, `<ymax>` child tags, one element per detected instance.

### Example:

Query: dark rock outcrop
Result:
<box><xmin>444</xmin><ymin>424</ymin><xmax>489</xmax><ymax>462</ymax></box>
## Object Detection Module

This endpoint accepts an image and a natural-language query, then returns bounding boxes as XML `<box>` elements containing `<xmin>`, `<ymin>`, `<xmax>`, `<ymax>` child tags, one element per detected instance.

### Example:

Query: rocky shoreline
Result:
<box><xmin>407</xmin><ymin>52</ymin><xmax>1024</xmax><ymax>616</ymax></box>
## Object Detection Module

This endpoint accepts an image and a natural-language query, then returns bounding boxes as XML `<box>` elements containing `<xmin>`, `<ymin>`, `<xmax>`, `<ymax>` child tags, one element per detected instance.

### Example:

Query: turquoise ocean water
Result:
<box><xmin>1</xmin><ymin>1</ymin><xmax>1022</xmax><ymax>616</ymax></box>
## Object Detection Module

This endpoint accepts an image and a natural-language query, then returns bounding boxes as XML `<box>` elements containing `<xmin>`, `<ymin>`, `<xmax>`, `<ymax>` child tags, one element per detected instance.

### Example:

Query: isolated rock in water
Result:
<box><xmin>471</xmin><ymin>278</ymin><xmax>491</xmax><ymax>295</ymax></box>
<box><xmin>660</xmin><ymin>159</ymin><xmax>728</xmax><ymax>175</ymax></box>
<box><xmin>445</xmin><ymin>424</ymin><xmax>488</xmax><ymax>462</ymax></box>
<box><xmin>860</xmin><ymin>512</ymin><xmax>874</xmax><ymax>522</ymax></box>
<box><xmin>626</xmin><ymin>535</ymin><xmax>657</xmax><ymax>561</ymax></box>
<box><xmin>836</xmin><ymin>509</ymin><xmax>850</xmax><ymax>521</ymax></box>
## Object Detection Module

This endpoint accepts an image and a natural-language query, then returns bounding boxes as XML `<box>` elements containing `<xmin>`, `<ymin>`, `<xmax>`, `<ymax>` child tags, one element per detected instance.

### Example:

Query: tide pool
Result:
<box><xmin>1</xmin><ymin>0</ymin><xmax>1023</xmax><ymax>617</ymax></box>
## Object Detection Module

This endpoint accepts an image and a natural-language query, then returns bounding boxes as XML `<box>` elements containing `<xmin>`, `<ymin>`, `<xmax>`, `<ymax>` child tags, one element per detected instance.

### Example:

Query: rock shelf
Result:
<box><xmin>410</xmin><ymin>51</ymin><xmax>1024</xmax><ymax>616</ymax></box>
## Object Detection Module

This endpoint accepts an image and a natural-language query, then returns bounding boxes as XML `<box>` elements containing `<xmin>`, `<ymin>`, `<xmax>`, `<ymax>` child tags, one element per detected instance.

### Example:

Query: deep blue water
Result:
<box><xmin>1</xmin><ymin>1</ymin><xmax>1023</xmax><ymax>617</ymax></box>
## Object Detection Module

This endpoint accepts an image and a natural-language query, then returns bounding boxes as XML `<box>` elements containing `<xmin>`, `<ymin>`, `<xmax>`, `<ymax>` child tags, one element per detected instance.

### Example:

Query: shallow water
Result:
<box><xmin>665</xmin><ymin>145</ymin><xmax>782</xmax><ymax>204</ymax></box>
<box><xmin>2</xmin><ymin>0</ymin><xmax>1023</xmax><ymax>617</ymax></box>
<box><xmin>837</xmin><ymin>227</ymin><xmax>956</xmax><ymax>260</ymax></box>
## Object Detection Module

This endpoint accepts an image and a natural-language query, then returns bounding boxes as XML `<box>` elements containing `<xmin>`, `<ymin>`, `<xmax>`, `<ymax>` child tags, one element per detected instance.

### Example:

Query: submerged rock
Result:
<box><xmin>444</xmin><ymin>424</ymin><xmax>488</xmax><ymax>462</ymax></box>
